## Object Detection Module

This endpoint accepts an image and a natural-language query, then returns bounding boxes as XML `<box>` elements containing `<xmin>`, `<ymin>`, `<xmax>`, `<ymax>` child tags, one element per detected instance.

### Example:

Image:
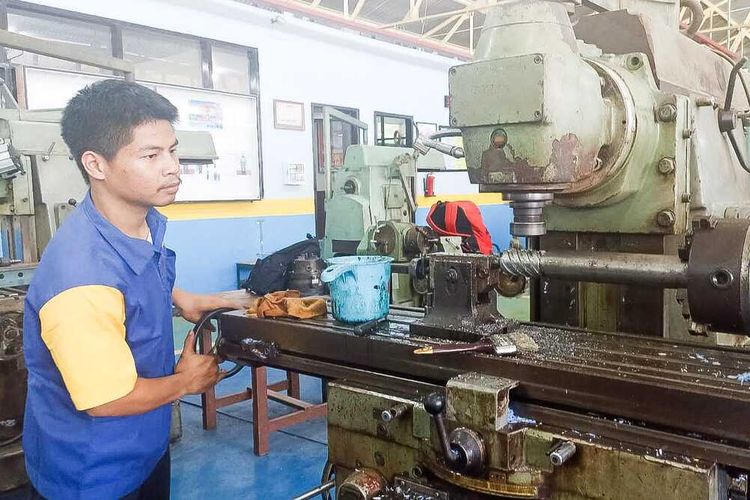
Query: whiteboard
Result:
<box><xmin>153</xmin><ymin>84</ymin><xmax>261</xmax><ymax>201</ymax></box>
<box><xmin>23</xmin><ymin>67</ymin><xmax>262</xmax><ymax>201</ymax></box>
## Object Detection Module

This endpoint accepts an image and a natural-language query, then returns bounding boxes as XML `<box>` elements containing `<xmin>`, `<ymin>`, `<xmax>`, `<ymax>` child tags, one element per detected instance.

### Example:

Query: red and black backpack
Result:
<box><xmin>426</xmin><ymin>201</ymin><xmax>493</xmax><ymax>254</ymax></box>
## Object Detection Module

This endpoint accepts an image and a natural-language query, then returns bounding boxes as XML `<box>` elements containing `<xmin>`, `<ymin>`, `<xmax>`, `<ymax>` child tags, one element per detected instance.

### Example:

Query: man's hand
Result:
<box><xmin>173</xmin><ymin>288</ymin><xmax>252</xmax><ymax>324</ymax></box>
<box><xmin>175</xmin><ymin>331</ymin><xmax>221</xmax><ymax>394</ymax></box>
<box><xmin>85</xmin><ymin>333</ymin><xmax>219</xmax><ymax>417</ymax></box>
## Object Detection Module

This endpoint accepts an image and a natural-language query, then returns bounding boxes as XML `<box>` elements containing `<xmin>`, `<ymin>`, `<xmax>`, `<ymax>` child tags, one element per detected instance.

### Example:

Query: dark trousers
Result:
<box><xmin>27</xmin><ymin>449</ymin><xmax>171</xmax><ymax>500</ymax></box>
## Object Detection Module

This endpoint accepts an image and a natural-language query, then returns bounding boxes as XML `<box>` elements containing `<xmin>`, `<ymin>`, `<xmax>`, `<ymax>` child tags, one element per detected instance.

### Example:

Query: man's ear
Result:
<box><xmin>80</xmin><ymin>151</ymin><xmax>107</xmax><ymax>181</ymax></box>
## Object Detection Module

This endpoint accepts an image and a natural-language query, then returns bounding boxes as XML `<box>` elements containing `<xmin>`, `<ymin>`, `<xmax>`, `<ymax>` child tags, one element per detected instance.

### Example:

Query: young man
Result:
<box><xmin>22</xmin><ymin>79</ymin><xmax>245</xmax><ymax>499</ymax></box>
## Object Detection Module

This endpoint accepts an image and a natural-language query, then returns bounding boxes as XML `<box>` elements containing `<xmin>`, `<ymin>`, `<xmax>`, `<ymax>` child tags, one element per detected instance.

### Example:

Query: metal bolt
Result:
<box><xmin>657</xmin><ymin>157</ymin><xmax>675</xmax><ymax>175</ymax></box>
<box><xmin>445</xmin><ymin>268</ymin><xmax>459</xmax><ymax>283</ymax></box>
<box><xmin>374</xmin><ymin>451</ymin><xmax>385</xmax><ymax>466</ymax></box>
<box><xmin>656</xmin><ymin>210</ymin><xmax>676</xmax><ymax>228</ymax></box>
<box><xmin>626</xmin><ymin>54</ymin><xmax>643</xmax><ymax>70</ymax></box>
<box><xmin>710</xmin><ymin>268</ymin><xmax>734</xmax><ymax>289</ymax></box>
<box><xmin>449</xmin><ymin>67</ymin><xmax>456</xmax><ymax>75</ymax></box>
<box><xmin>411</xmin><ymin>466</ymin><xmax>424</xmax><ymax>478</ymax></box>
<box><xmin>381</xmin><ymin>403</ymin><xmax>409</xmax><ymax>422</ymax></box>
<box><xmin>681</xmin><ymin>193</ymin><xmax>691</xmax><ymax>203</ymax></box>
<box><xmin>683</xmin><ymin>128</ymin><xmax>694</xmax><ymax>139</ymax></box>
<box><xmin>534</xmin><ymin>110</ymin><xmax>542</xmax><ymax>118</ymax></box>
<box><xmin>695</xmin><ymin>96</ymin><xmax>715</xmax><ymax>107</ymax></box>
<box><xmin>657</xmin><ymin>103</ymin><xmax>678</xmax><ymax>122</ymax></box>
<box><xmin>534</xmin><ymin>55</ymin><xmax>543</xmax><ymax>64</ymax></box>
<box><xmin>450</xmin><ymin>117</ymin><xmax>458</xmax><ymax>126</ymax></box>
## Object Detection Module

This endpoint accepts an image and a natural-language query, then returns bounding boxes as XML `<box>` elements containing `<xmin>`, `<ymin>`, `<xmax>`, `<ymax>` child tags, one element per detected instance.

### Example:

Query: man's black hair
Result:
<box><xmin>61</xmin><ymin>79</ymin><xmax>179</xmax><ymax>183</ymax></box>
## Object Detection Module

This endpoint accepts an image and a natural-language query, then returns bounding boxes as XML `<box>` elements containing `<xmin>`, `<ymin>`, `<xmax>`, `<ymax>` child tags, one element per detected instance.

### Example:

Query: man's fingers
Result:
<box><xmin>182</xmin><ymin>331</ymin><xmax>196</xmax><ymax>355</ymax></box>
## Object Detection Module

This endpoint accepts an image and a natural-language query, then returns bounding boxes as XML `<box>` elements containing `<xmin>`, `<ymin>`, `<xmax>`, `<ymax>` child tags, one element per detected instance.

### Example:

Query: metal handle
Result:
<box><xmin>352</xmin><ymin>317</ymin><xmax>385</xmax><ymax>336</ymax></box>
<box><xmin>320</xmin><ymin>264</ymin><xmax>353</xmax><ymax>283</ymax></box>
<box><xmin>423</xmin><ymin>392</ymin><xmax>461</xmax><ymax>467</ymax></box>
<box><xmin>291</xmin><ymin>480</ymin><xmax>335</xmax><ymax>500</ymax></box>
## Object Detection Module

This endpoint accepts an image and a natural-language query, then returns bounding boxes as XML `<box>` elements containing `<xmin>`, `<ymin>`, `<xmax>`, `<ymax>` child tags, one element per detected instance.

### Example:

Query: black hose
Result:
<box><xmin>728</xmin><ymin>132</ymin><xmax>750</xmax><ymax>174</ymax></box>
<box><xmin>724</xmin><ymin>57</ymin><xmax>748</xmax><ymax>112</ymax></box>
<box><xmin>191</xmin><ymin>307</ymin><xmax>243</xmax><ymax>380</ymax></box>
<box><xmin>711</xmin><ymin>49</ymin><xmax>750</xmax><ymax>107</ymax></box>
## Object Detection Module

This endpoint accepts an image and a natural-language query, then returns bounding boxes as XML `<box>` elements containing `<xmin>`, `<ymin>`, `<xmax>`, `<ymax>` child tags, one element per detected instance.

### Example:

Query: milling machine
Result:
<box><xmin>219</xmin><ymin>0</ymin><xmax>750</xmax><ymax>498</ymax></box>
<box><xmin>322</xmin><ymin>142</ymin><xmax>463</xmax><ymax>304</ymax></box>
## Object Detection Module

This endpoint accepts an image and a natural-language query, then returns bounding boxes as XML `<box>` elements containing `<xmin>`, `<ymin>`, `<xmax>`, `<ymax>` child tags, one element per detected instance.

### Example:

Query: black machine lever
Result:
<box><xmin>423</xmin><ymin>392</ymin><xmax>462</xmax><ymax>469</ymax></box>
<box><xmin>424</xmin><ymin>392</ymin><xmax>486</xmax><ymax>475</ymax></box>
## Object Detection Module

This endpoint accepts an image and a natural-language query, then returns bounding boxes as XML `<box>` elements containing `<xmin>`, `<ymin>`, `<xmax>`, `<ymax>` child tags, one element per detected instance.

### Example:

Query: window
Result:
<box><xmin>212</xmin><ymin>44</ymin><xmax>250</xmax><ymax>94</ymax></box>
<box><xmin>4</xmin><ymin>4</ymin><xmax>262</xmax><ymax>201</ymax></box>
<box><xmin>7</xmin><ymin>9</ymin><xmax>113</xmax><ymax>75</ymax></box>
<box><xmin>122</xmin><ymin>27</ymin><xmax>202</xmax><ymax>87</ymax></box>
<box><xmin>374</xmin><ymin>112</ymin><xmax>414</xmax><ymax>147</ymax></box>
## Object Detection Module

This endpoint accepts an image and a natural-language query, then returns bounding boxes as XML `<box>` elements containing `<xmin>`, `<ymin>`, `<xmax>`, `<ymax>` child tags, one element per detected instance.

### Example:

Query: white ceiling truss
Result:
<box><xmin>241</xmin><ymin>0</ymin><xmax>750</xmax><ymax>60</ymax></box>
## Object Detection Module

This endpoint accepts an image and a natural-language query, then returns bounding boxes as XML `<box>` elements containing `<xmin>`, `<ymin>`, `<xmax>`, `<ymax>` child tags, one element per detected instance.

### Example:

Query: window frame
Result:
<box><xmin>373</xmin><ymin>110</ymin><xmax>414</xmax><ymax>148</ymax></box>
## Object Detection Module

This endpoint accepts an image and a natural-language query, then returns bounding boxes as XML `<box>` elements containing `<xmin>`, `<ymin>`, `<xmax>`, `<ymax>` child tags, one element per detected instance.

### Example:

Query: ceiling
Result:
<box><xmin>239</xmin><ymin>0</ymin><xmax>750</xmax><ymax>59</ymax></box>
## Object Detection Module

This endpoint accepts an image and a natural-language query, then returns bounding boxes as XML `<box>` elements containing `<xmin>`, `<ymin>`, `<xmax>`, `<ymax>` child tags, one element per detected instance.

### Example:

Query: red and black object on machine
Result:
<box><xmin>426</xmin><ymin>201</ymin><xmax>493</xmax><ymax>255</ymax></box>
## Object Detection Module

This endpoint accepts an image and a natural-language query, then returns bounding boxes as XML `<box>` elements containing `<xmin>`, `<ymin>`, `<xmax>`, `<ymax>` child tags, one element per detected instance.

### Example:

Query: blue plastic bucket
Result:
<box><xmin>320</xmin><ymin>256</ymin><xmax>393</xmax><ymax>323</ymax></box>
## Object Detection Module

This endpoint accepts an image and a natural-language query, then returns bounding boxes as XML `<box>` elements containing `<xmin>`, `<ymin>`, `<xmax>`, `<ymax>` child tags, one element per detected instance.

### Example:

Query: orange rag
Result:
<box><xmin>250</xmin><ymin>290</ymin><xmax>327</xmax><ymax>319</ymax></box>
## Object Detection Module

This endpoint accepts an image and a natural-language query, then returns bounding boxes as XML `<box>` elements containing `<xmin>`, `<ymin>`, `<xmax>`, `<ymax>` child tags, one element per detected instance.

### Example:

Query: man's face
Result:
<box><xmin>101</xmin><ymin>120</ymin><xmax>181</xmax><ymax>208</ymax></box>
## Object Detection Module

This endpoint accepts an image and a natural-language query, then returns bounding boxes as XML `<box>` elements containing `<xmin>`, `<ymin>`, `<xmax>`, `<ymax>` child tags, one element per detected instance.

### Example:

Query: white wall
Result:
<box><xmin>24</xmin><ymin>0</ymin><xmax>479</xmax><ymax>199</ymax></box>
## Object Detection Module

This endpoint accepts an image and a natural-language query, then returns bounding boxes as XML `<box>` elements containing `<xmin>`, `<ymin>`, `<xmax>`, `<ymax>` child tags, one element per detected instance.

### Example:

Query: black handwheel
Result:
<box><xmin>191</xmin><ymin>308</ymin><xmax>243</xmax><ymax>380</ymax></box>
<box><xmin>719</xmin><ymin>56</ymin><xmax>750</xmax><ymax>173</ymax></box>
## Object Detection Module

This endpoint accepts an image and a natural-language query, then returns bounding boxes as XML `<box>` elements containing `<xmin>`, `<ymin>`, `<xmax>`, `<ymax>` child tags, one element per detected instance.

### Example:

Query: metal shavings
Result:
<box><xmin>507</xmin><ymin>408</ymin><xmax>537</xmax><ymax>426</ymax></box>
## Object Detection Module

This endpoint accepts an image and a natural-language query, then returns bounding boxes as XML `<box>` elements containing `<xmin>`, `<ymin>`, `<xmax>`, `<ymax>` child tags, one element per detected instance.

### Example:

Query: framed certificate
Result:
<box><xmin>273</xmin><ymin>99</ymin><xmax>305</xmax><ymax>130</ymax></box>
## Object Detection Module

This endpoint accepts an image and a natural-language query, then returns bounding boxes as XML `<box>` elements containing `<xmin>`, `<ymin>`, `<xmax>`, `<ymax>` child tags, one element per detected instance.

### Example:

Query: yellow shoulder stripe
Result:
<box><xmin>40</xmin><ymin>285</ymin><xmax>137</xmax><ymax>411</ymax></box>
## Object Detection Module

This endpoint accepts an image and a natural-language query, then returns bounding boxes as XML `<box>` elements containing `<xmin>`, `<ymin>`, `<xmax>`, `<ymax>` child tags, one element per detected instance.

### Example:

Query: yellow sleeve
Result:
<box><xmin>40</xmin><ymin>285</ymin><xmax>137</xmax><ymax>411</ymax></box>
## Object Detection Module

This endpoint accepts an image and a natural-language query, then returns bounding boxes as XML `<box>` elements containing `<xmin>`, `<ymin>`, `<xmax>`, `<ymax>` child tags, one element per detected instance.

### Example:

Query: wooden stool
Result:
<box><xmin>199</xmin><ymin>329</ymin><xmax>327</xmax><ymax>456</ymax></box>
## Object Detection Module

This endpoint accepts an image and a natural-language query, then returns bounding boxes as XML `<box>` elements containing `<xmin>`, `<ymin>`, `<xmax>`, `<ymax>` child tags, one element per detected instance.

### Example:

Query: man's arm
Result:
<box><xmin>87</xmin><ymin>332</ymin><xmax>219</xmax><ymax>417</ymax></box>
<box><xmin>172</xmin><ymin>287</ymin><xmax>251</xmax><ymax>324</ymax></box>
<box><xmin>40</xmin><ymin>285</ymin><xmax>221</xmax><ymax>418</ymax></box>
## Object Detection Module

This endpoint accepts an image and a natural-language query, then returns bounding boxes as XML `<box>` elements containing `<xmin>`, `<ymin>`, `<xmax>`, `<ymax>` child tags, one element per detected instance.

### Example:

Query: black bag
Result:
<box><xmin>242</xmin><ymin>236</ymin><xmax>320</xmax><ymax>295</ymax></box>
